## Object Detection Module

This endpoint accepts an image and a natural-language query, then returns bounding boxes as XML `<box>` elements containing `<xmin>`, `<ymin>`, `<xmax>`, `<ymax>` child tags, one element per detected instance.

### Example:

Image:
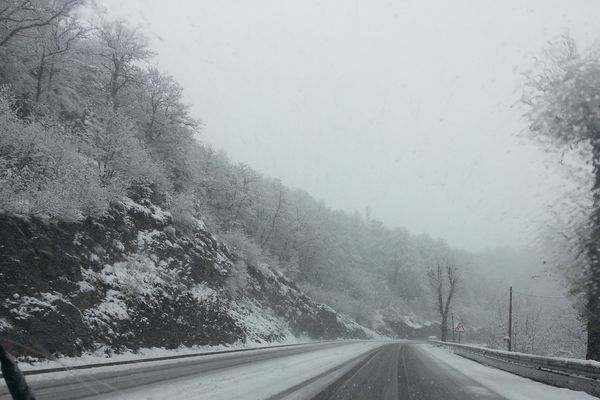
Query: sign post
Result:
<box><xmin>502</xmin><ymin>335</ymin><xmax>511</xmax><ymax>350</ymax></box>
<box><xmin>454</xmin><ymin>322</ymin><xmax>465</xmax><ymax>344</ymax></box>
<box><xmin>508</xmin><ymin>286</ymin><xmax>513</xmax><ymax>351</ymax></box>
<box><xmin>452</xmin><ymin>313</ymin><xmax>455</xmax><ymax>342</ymax></box>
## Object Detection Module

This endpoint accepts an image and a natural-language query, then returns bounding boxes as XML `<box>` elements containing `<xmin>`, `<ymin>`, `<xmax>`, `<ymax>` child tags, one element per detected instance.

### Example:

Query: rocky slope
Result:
<box><xmin>0</xmin><ymin>185</ymin><xmax>373</xmax><ymax>358</ymax></box>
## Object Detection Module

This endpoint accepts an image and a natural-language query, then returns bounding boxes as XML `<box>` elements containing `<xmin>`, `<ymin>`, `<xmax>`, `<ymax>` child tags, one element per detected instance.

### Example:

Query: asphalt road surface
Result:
<box><xmin>314</xmin><ymin>343</ymin><xmax>504</xmax><ymax>400</ymax></box>
<box><xmin>0</xmin><ymin>342</ymin><xmax>507</xmax><ymax>400</ymax></box>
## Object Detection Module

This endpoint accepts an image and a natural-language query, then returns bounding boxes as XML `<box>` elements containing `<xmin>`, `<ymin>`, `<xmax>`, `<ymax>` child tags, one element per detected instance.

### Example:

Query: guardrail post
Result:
<box><xmin>508</xmin><ymin>286</ymin><xmax>513</xmax><ymax>352</ymax></box>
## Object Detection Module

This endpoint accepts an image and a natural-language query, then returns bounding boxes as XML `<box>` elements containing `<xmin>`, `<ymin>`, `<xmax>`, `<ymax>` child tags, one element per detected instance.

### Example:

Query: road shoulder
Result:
<box><xmin>419</xmin><ymin>344</ymin><xmax>596</xmax><ymax>400</ymax></box>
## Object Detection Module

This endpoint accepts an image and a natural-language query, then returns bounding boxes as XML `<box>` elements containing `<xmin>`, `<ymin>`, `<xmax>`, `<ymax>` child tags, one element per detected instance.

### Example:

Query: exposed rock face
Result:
<box><xmin>0</xmin><ymin>186</ymin><xmax>371</xmax><ymax>358</ymax></box>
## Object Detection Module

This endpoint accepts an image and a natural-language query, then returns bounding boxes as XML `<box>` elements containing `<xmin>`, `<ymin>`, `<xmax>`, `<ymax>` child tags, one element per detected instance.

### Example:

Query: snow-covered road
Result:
<box><xmin>1</xmin><ymin>341</ymin><xmax>596</xmax><ymax>400</ymax></box>
<box><xmin>0</xmin><ymin>341</ymin><xmax>381</xmax><ymax>400</ymax></box>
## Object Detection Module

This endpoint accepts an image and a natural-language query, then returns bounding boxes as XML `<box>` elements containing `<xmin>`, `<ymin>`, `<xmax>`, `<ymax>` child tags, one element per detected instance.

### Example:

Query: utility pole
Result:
<box><xmin>452</xmin><ymin>313</ymin><xmax>455</xmax><ymax>342</ymax></box>
<box><xmin>508</xmin><ymin>286</ymin><xmax>513</xmax><ymax>352</ymax></box>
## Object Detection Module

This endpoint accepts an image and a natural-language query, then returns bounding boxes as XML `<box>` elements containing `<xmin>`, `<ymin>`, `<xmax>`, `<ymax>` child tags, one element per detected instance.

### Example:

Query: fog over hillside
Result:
<box><xmin>100</xmin><ymin>0</ymin><xmax>599</xmax><ymax>252</ymax></box>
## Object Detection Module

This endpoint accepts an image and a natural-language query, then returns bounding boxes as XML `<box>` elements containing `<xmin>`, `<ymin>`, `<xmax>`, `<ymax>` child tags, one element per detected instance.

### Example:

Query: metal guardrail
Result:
<box><xmin>429</xmin><ymin>340</ymin><xmax>600</xmax><ymax>397</ymax></box>
<box><xmin>0</xmin><ymin>340</ymin><xmax>334</xmax><ymax>378</ymax></box>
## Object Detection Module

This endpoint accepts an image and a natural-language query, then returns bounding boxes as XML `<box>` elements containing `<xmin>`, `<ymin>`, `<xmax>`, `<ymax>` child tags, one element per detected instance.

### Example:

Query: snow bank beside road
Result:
<box><xmin>421</xmin><ymin>344</ymin><xmax>596</xmax><ymax>400</ymax></box>
<box><xmin>17</xmin><ymin>337</ymin><xmax>313</xmax><ymax>373</ymax></box>
<box><xmin>93</xmin><ymin>341</ymin><xmax>385</xmax><ymax>400</ymax></box>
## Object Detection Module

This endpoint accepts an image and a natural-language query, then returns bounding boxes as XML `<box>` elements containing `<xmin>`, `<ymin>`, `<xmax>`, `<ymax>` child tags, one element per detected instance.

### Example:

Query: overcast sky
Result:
<box><xmin>102</xmin><ymin>0</ymin><xmax>600</xmax><ymax>251</ymax></box>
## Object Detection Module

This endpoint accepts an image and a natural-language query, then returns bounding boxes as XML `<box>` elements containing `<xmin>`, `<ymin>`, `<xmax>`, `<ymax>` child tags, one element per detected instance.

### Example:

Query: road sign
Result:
<box><xmin>454</xmin><ymin>322</ymin><xmax>465</xmax><ymax>332</ymax></box>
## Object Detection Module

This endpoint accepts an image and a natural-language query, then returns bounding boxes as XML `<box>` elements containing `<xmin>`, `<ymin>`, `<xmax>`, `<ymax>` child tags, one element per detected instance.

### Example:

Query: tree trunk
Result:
<box><xmin>46</xmin><ymin>55</ymin><xmax>55</xmax><ymax>95</ymax></box>
<box><xmin>441</xmin><ymin>315</ymin><xmax>448</xmax><ymax>342</ymax></box>
<box><xmin>260</xmin><ymin>185</ymin><xmax>284</xmax><ymax>248</ymax></box>
<box><xmin>34</xmin><ymin>53</ymin><xmax>46</xmax><ymax>102</ymax></box>
<box><xmin>586</xmin><ymin>139</ymin><xmax>600</xmax><ymax>360</ymax></box>
<box><xmin>110</xmin><ymin>63</ymin><xmax>121</xmax><ymax>111</ymax></box>
<box><xmin>585</xmin><ymin>231</ymin><xmax>600</xmax><ymax>360</ymax></box>
<box><xmin>586</xmin><ymin>310</ymin><xmax>600</xmax><ymax>360</ymax></box>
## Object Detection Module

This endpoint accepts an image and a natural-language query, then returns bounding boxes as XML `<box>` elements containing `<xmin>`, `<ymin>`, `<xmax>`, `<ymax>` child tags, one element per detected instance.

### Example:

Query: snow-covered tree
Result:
<box><xmin>94</xmin><ymin>20</ymin><xmax>153</xmax><ymax>111</ymax></box>
<box><xmin>0</xmin><ymin>0</ymin><xmax>82</xmax><ymax>47</ymax></box>
<box><xmin>524</xmin><ymin>36</ymin><xmax>600</xmax><ymax>360</ymax></box>
<box><xmin>426</xmin><ymin>262</ymin><xmax>459</xmax><ymax>341</ymax></box>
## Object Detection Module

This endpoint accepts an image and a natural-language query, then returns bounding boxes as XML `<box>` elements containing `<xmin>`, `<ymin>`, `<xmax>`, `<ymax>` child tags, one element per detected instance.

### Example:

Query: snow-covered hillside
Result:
<box><xmin>0</xmin><ymin>185</ymin><xmax>374</xmax><ymax>359</ymax></box>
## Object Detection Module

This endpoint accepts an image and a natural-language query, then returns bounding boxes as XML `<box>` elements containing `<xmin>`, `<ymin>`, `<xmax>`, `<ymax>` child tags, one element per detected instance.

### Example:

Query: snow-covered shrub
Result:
<box><xmin>0</xmin><ymin>89</ymin><xmax>109</xmax><ymax>219</ymax></box>
<box><xmin>225</xmin><ymin>260</ymin><xmax>249</xmax><ymax>296</ymax></box>
<box><xmin>0</xmin><ymin>88</ymin><xmax>173</xmax><ymax>221</ymax></box>
<box><xmin>169</xmin><ymin>191</ymin><xmax>199</xmax><ymax>234</ymax></box>
<box><xmin>81</xmin><ymin>110</ymin><xmax>169</xmax><ymax>193</ymax></box>
<box><xmin>220</xmin><ymin>229</ymin><xmax>270</xmax><ymax>267</ymax></box>
<box><xmin>220</xmin><ymin>229</ymin><xmax>274</xmax><ymax>295</ymax></box>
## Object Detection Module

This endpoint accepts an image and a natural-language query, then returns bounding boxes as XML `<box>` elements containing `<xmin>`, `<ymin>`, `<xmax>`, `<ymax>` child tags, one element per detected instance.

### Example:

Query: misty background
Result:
<box><xmin>100</xmin><ymin>0</ymin><xmax>600</xmax><ymax>251</ymax></box>
<box><xmin>1</xmin><ymin>0</ymin><xmax>597</xmax><ymax>363</ymax></box>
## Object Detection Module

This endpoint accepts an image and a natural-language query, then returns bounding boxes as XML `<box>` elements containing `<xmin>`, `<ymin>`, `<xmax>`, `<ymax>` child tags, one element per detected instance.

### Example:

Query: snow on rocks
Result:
<box><xmin>8</xmin><ymin>294</ymin><xmax>59</xmax><ymax>320</ymax></box>
<box><xmin>0</xmin><ymin>189</ymin><xmax>374</xmax><ymax>359</ymax></box>
<box><xmin>227</xmin><ymin>301</ymin><xmax>292</xmax><ymax>343</ymax></box>
<box><xmin>190</xmin><ymin>283</ymin><xmax>217</xmax><ymax>303</ymax></box>
<box><xmin>0</xmin><ymin>317</ymin><xmax>14</xmax><ymax>332</ymax></box>
<box><xmin>121</xmin><ymin>197</ymin><xmax>172</xmax><ymax>225</ymax></box>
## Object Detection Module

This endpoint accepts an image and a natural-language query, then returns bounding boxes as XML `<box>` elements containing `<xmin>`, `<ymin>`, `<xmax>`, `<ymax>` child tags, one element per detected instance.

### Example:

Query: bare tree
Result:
<box><xmin>94</xmin><ymin>20</ymin><xmax>153</xmax><ymax>111</ymax></box>
<box><xmin>136</xmin><ymin>67</ymin><xmax>197</xmax><ymax>143</ymax></box>
<box><xmin>0</xmin><ymin>0</ymin><xmax>81</xmax><ymax>47</ymax></box>
<box><xmin>260</xmin><ymin>180</ymin><xmax>285</xmax><ymax>248</ymax></box>
<box><xmin>31</xmin><ymin>18</ymin><xmax>88</xmax><ymax>102</ymax></box>
<box><xmin>427</xmin><ymin>262</ymin><xmax>459</xmax><ymax>341</ymax></box>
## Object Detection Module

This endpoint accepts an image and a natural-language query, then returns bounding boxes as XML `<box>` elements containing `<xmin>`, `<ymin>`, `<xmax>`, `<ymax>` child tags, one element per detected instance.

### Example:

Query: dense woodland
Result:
<box><xmin>0</xmin><ymin>0</ymin><xmax>591</xmax><ymax>357</ymax></box>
